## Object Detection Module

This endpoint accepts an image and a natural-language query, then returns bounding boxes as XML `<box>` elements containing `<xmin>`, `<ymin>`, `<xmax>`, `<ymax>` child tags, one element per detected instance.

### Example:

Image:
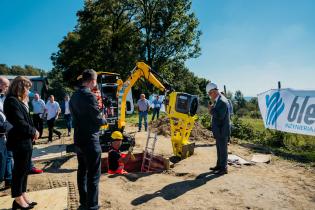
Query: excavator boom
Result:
<box><xmin>116</xmin><ymin>62</ymin><xmax>167</xmax><ymax>129</ymax></box>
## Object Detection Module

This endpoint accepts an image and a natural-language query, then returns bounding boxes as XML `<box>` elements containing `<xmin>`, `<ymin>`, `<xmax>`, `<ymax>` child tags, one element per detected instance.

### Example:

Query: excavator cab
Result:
<box><xmin>174</xmin><ymin>93</ymin><xmax>199</xmax><ymax>116</ymax></box>
<box><xmin>97</xmin><ymin>72</ymin><xmax>119</xmax><ymax>127</ymax></box>
<box><xmin>96</xmin><ymin>72</ymin><xmax>135</xmax><ymax>152</ymax></box>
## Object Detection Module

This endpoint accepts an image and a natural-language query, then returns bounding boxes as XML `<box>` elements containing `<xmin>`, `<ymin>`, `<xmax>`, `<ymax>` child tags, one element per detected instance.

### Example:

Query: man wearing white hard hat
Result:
<box><xmin>207</xmin><ymin>82</ymin><xmax>230</xmax><ymax>175</ymax></box>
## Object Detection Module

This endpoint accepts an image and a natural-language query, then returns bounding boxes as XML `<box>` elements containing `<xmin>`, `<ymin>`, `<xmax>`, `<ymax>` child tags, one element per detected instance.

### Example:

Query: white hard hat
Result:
<box><xmin>206</xmin><ymin>82</ymin><xmax>218</xmax><ymax>93</ymax></box>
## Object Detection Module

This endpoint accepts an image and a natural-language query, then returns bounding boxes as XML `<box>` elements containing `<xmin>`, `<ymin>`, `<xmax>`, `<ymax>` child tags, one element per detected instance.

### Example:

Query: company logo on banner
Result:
<box><xmin>265</xmin><ymin>92</ymin><xmax>285</xmax><ymax>126</ymax></box>
<box><xmin>258</xmin><ymin>89</ymin><xmax>315</xmax><ymax>136</ymax></box>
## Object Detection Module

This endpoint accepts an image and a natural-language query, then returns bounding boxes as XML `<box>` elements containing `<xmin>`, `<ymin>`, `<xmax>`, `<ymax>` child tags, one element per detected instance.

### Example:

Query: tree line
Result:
<box><xmin>225</xmin><ymin>90</ymin><xmax>260</xmax><ymax>118</ymax></box>
<box><xmin>0</xmin><ymin>64</ymin><xmax>45</xmax><ymax>76</ymax></box>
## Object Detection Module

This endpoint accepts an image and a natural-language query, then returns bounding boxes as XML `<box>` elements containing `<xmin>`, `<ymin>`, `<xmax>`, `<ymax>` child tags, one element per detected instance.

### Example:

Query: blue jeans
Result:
<box><xmin>0</xmin><ymin>137</ymin><xmax>6</xmax><ymax>181</ymax></box>
<box><xmin>152</xmin><ymin>108</ymin><xmax>160</xmax><ymax>121</ymax></box>
<box><xmin>5</xmin><ymin>150</ymin><xmax>13</xmax><ymax>182</ymax></box>
<box><xmin>64</xmin><ymin>114</ymin><xmax>72</xmax><ymax>133</ymax></box>
<box><xmin>138</xmin><ymin>111</ymin><xmax>148</xmax><ymax>131</ymax></box>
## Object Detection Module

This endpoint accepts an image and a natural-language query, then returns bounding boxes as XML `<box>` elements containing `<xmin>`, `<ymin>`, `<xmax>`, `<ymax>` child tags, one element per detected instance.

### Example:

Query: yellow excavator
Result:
<box><xmin>97</xmin><ymin>62</ymin><xmax>199</xmax><ymax>159</ymax></box>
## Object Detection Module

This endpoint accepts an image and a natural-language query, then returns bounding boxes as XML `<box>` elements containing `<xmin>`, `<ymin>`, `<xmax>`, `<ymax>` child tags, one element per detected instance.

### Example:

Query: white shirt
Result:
<box><xmin>45</xmin><ymin>101</ymin><xmax>60</xmax><ymax>120</ymax></box>
<box><xmin>0</xmin><ymin>94</ymin><xmax>5</xmax><ymax>112</ymax></box>
<box><xmin>214</xmin><ymin>94</ymin><xmax>221</xmax><ymax>103</ymax></box>
<box><xmin>65</xmin><ymin>100</ymin><xmax>70</xmax><ymax>115</ymax></box>
<box><xmin>214</xmin><ymin>94</ymin><xmax>220</xmax><ymax>107</ymax></box>
<box><xmin>32</xmin><ymin>99</ymin><xmax>45</xmax><ymax>114</ymax></box>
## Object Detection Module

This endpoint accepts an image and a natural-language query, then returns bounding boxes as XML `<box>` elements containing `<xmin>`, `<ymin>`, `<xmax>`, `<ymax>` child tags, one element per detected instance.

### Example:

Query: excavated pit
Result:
<box><xmin>101</xmin><ymin>152</ymin><xmax>169</xmax><ymax>173</ymax></box>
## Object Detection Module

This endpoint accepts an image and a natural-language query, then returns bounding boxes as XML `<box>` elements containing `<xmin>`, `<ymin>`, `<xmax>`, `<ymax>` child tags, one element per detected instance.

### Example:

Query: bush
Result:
<box><xmin>249</xmin><ymin>110</ymin><xmax>261</xmax><ymax>119</ymax></box>
<box><xmin>284</xmin><ymin>134</ymin><xmax>315</xmax><ymax>152</ymax></box>
<box><xmin>199</xmin><ymin>113</ymin><xmax>211</xmax><ymax>130</ymax></box>
<box><xmin>231</xmin><ymin>117</ymin><xmax>256</xmax><ymax>140</ymax></box>
<box><xmin>263</xmin><ymin>130</ymin><xmax>286</xmax><ymax>147</ymax></box>
<box><xmin>197</xmin><ymin>105</ymin><xmax>209</xmax><ymax>115</ymax></box>
<box><xmin>235</xmin><ymin>108</ymin><xmax>249</xmax><ymax>117</ymax></box>
<box><xmin>231</xmin><ymin>117</ymin><xmax>285</xmax><ymax>147</ymax></box>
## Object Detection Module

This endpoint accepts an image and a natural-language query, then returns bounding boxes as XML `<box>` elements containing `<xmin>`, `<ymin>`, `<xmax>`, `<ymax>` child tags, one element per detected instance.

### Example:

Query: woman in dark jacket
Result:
<box><xmin>4</xmin><ymin>76</ymin><xmax>39</xmax><ymax>209</ymax></box>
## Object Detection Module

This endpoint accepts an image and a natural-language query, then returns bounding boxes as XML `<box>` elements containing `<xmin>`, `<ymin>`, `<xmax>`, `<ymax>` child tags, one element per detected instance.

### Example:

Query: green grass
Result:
<box><xmin>125</xmin><ymin>112</ymin><xmax>167</xmax><ymax>125</ymax></box>
<box><xmin>274</xmin><ymin>148</ymin><xmax>315</xmax><ymax>163</ymax></box>
<box><xmin>240</xmin><ymin>117</ymin><xmax>265</xmax><ymax>131</ymax></box>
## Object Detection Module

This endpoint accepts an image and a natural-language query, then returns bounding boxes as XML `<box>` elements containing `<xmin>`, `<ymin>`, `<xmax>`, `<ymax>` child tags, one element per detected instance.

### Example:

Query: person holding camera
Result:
<box><xmin>70</xmin><ymin>69</ymin><xmax>107</xmax><ymax>210</ymax></box>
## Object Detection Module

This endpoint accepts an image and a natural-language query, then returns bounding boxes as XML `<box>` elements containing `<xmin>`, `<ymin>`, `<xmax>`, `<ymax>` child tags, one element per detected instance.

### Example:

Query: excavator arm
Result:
<box><xmin>116</xmin><ymin>62</ymin><xmax>167</xmax><ymax>129</ymax></box>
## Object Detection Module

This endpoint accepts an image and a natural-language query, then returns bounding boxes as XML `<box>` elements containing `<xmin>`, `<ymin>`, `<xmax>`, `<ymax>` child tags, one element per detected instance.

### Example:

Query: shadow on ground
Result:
<box><xmin>131</xmin><ymin>171</ymin><xmax>221</xmax><ymax>206</ymax></box>
<box><xmin>194</xmin><ymin>143</ymin><xmax>216</xmax><ymax>148</ymax></box>
<box><xmin>42</xmin><ymin>156</ymin><xmax>76</xmax><ymax>173</ymax></box>
<box><xmin>107</xmin><ymin>172</ymin><xmax>157</xmax><ymax>182</ymax></box>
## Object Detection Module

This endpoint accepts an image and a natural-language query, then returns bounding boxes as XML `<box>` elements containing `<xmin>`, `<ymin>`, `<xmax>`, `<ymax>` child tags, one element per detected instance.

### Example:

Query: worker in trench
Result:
<box><xmin>108</xmin><ymin>131</ymin><xmax>134</xmax><ymax>174</ymax></box>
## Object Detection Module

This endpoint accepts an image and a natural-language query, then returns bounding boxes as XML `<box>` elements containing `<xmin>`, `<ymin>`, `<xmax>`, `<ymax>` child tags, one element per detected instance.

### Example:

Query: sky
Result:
<box><xmin>1</xmin><ymin>0</ymin><xmax>315</xmax><ymax>96</ymax></box>
<box><xmin>0</xmin><ymin>0</ymin><xmax>84</xmax><ymax>70</ymax></box>
<box><xmin>187</xmin><ymin>0</ymin><xmax>315</xmax><ymax>96</ymax></box>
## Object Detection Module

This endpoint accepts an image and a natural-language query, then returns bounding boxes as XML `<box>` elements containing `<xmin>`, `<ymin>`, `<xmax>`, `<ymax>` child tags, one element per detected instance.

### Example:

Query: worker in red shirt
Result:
<box><xmin>108</xmin><ymin>131</ymin><xmax>134</xmax><ymax>174</ymax></box>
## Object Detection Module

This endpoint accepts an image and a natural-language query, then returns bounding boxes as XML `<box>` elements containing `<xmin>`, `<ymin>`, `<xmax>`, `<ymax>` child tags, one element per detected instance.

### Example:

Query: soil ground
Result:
<box><xmin>1</xmin><ymin>122</ymin><xmax>314</xmax><ymax>210</ymax></box>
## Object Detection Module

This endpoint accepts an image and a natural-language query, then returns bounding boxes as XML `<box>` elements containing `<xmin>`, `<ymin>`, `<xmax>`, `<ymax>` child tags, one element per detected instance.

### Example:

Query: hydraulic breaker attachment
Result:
<box><xmin>166</xmin><ymin>92</ymin><xmax>199</xmax><ymax>159</ymax></box>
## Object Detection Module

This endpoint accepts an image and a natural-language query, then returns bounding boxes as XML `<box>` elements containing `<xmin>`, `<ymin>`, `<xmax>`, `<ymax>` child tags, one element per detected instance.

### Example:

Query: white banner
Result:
<box><xmin>257</xmin><ymin>88</ymin><xmax>315</xmax><ymax>136</ymax></box>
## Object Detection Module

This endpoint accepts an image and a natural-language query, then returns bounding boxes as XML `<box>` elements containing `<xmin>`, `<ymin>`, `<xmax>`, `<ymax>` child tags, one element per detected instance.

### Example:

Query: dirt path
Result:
<box><xmin>1</xmin><ymin>125</ymin><xmax>314</xmax><ymax>210</ymax></box>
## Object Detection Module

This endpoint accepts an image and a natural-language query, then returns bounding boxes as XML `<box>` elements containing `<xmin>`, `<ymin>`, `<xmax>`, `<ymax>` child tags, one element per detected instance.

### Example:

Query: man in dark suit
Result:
<box><xmin>70</xmin><ymin>69</ymin><xmax>107</xmax><ymax>210</ymax></box>
<box><xmin>207</xmin><ymin>82</ymin><xmax>230</xmax><ymax>175</ymax></box>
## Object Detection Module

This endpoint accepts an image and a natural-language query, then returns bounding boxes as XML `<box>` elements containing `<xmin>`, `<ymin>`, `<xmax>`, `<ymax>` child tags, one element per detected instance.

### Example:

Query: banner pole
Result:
<box><xmin>275</xmin><ymin>81</ymin><xmax>281</xmax><ymax>130</ymax></box>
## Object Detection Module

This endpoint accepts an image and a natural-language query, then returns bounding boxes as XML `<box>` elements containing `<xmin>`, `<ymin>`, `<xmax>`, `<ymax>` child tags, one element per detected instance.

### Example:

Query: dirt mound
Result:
<box><xmin>149</xmin><ymin>116</ymin><xmax>213</xmax><ymax>142</ymax></box>
<box><xmin>149</xmin><ymin>117</ymin><xmax>170</xmax><ymax>136</ymax></box>
<box><xmin>190</xmin><ymin>121</ymin><xmax>214</xmax><ymax>142</ymax></box>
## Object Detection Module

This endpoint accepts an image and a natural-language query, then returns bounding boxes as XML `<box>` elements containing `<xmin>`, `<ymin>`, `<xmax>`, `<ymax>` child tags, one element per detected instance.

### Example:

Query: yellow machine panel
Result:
<box><xmin>166</xmin><ymin>92</ymin><xmax>199</xmax><ymax>159</ymax></box>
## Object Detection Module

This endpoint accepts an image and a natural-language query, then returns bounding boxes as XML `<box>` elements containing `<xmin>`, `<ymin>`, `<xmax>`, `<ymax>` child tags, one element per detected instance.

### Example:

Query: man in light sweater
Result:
<box><xmin>45</xmin><ymin>95</ymin><xmax>61</xmax><ymax>143</ymax></box>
